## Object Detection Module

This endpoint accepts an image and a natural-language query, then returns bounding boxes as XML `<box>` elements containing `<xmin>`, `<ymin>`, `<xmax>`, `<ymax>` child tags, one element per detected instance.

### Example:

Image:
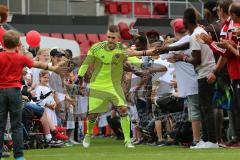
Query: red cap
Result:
<box><xmin>170</xmin><ymin>18</ymin><xmax>185</xmax><ymax>33</ymax></box>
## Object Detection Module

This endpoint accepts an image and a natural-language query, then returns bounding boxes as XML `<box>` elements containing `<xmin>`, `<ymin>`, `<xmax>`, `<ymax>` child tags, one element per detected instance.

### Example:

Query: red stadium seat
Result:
<box><xmin>75</xmin><ymin>33</ymin><xmax>87</xmax><ymax>44</ymax></box>
<box><xmin>118</xmin><ymin>22</ymin><xmax>129</xmax><ymax>33</ymax></box>
<box><xmin>134</xmin><ymin>3</ymin><xmax>150</xmax><ymax>16</ymax></box>
<box><xmin>108</xmin><ymin>2</ymin><xmax>118</xmax><ymax>14</ymax></box>
<box><xmin>80</xmin><ymin>40</ymin><xmax>90</xmax><ymax>47</ymax></box>
<box><xmin>51</xmin><ymin>33</ymin><xmax>62</xmax><ymax>38</ymax></box>
<box><xmin>40</xmin><ymin>33</ymin><xmax>50</xmax><ymax>37</ymax></box>
<box><xmin>154</xmin><ymin>3</ymin><xmax>168</xmax><ymax>15</ymax></box>
<box><xmin>120</xmin><ymin>30</ymin><xmax>132</xmax><ymax>40</ymax></box>
<box><xmin>98</xmin><ymin>34</ymin><xmax>107</xmax><ymax>41</ymax></box>
<box><xmin>80</xmin><ymin>41</ymin><xmax>90</xmax><ymax>55</ymax></box>
<box><xmin>120</xmin><ymin>2</ymin><xmax>131</xmax><ymax>14</ymax></box>
<box><xmin>118</xmin><ymin>22</ymin><xmax>132</xmax><ymax>40</ymax></box>
<box><xmin>63</xmin><ymin>33</ymin><xmax>75</xmax><ymax>40</ymax></box>
<box><xmin>87</xmin><ymin>34</ymin><xmax>99</xmax><ymax>45</ymax></box>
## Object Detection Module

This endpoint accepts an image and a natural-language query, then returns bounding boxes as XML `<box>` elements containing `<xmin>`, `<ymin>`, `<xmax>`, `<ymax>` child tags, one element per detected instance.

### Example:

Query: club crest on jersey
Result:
<box><xmin>115</xmin><ymin>54</ymin><xmax>120</xmax><ymax>58</ymax></box>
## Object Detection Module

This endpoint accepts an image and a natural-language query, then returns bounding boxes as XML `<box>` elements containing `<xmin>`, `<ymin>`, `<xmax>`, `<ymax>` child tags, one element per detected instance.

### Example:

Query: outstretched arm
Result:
<box><xmin>148</xmin><ymin>65</ymin><xmax>167</xmax><ymax>74</ymax></box>
<box><xmin>33</xmin><ymin>61</ymin><xmax>55</xmax><ymax>71</ymax></box>
<box><xmin>127</xmin><ymin>42</ymin><xmax>189</xmax><ymax>57</ymax></box>
<box><xmin>161</xmin><ymin>42</ymin><xmax>190</xmax><ymax>54</ymax></box>
<box><xmin>78</xmin><ymin>50</ymin><xmax>94</xmax><ymax>78</ymax></box>
<box><xmin>173</xmin><ymin>36</ymin><xmax>202</xmax><ymax>67</ymax></box>
<box><xmin>127</xmin><ymin>48</ymin><xmax>156</xmax><ymax>57</ymax></box>
<box><xmin>217</xmin><ymin>40</ymin><xmax>239</xmax><ymax>57</ymax></box>
<box><xmin>196</xmin><ymin>33</ymin><xmax>238</xmax><ymax>57</ymax></box>
<box><xmin>33</xmin><ymin>57</ymin><xmax>69</xmax><ymax>76</ymax></box>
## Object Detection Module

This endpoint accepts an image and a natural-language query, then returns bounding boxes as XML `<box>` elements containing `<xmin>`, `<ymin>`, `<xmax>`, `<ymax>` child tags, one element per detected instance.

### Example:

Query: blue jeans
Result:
<box><xmin>0</xmin><ymin>88</ymin><xmax>24</xmax><ymax>158</ymax></box>
<box><xmin>24</xmin><ymin>102</ymin><xmax>44</xmax><ymax>117</ymax></box>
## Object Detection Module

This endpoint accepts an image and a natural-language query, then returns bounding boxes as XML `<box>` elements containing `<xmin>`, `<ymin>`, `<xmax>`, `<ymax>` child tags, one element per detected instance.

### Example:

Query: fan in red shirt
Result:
<box><xmin>0</xmin><ymin>30</ymin><xmax>69</xmax><ymax>160</ymax></box>
<box><xmin>0</xmin><ymin>51</ymin><xmax>34</xmax><ymax>89</ymax></box>
<box><xmin>197</xmin><ymin>1</ymin><xmax>240</xmax><ymax>147</ymax></box>
<box><xmin>197</xmin><ymin>2</ymin><xmax>240</xmax><ymax>80</ymax></box>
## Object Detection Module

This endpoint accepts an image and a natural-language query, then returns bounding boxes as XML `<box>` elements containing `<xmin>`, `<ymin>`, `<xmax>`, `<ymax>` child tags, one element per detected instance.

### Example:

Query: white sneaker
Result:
<box><xmin>125</xmin><ymin>142</ymin><xmax>135</xmax><ymax>148</ymax></box>
<box><xmin>201</xmin><ymin>141</ymin><xmax>219</xmax><ymax>148</ymax></box>
<box><xmin>48</xmin><ymin>140</ymin><xmax>64</xmax><ymax>147</ymax></box>
<box><xmin>131</xmin><ymin>138</ymin><xmax>137</xmax><ymax>143</ymax></box>
<box><xmin>190</xmin><ymin>140</ymin><xmax>205</xmax><ymax>149</ymax></box>
<box><xmin>83</xmin><ymin>134</ymin><xmax>91</xmax><ymax>148</ymax></box>
<box><xmin>69</xmin><ymin>139</ymin><xmax>81</xmax><ymax>145</ymax></box>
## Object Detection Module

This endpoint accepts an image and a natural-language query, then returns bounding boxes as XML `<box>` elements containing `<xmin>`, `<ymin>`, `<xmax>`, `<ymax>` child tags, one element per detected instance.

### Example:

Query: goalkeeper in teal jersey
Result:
<box><xmin>78</xmin><ymin>25</ymin><xmax>156</xmax><ymax>148</ymax></box>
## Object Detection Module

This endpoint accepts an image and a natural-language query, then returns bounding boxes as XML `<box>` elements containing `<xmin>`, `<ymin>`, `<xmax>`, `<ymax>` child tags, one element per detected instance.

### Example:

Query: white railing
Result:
<box><xmin>6</xmin><ymin>0</ymin><xmax>204</xmax><ymax>18</ymax></box>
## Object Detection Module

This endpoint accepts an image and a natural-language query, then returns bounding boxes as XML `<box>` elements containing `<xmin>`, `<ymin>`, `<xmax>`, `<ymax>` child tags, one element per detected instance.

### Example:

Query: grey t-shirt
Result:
<box><xmin>190</xmin><ymin>26</ymin><xmax>216</xmax><ymax>79</ymax></box>
<box><xmin>169</xmin><ymin>35</ymin><xmax>198</xmax><ymax>97</ymax></box>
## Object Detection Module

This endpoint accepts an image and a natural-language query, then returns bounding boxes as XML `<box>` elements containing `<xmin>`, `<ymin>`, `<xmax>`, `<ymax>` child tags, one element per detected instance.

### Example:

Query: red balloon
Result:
<box><xmin>26</xmin><ymin>30</ymin><xmax>41</xmax><ymax>47</ymax></box>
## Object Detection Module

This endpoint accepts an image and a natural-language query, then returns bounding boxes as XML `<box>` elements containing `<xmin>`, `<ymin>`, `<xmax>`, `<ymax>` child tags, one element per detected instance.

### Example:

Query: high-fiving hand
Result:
<box><xmin>53</xmin><ymin>57</ymin><xmax>70</xmax><ymax>77</ymax></box>
<box><xmin>196</xmin><ymin>33</ymin><xmax>213</xmax><ymax>45</ymax></box>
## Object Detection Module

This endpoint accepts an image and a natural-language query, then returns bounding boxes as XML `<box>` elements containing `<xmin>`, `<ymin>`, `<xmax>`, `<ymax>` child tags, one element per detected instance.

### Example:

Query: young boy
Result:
<box><xmin>0</xmin><ymin>30</ymin><xmax>68</xmax><ymax>160</ymax></box>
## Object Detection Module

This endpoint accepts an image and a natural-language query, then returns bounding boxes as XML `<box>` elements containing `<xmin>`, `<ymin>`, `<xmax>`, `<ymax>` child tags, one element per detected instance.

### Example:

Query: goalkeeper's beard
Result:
<box><xmin>107</xmin><ymin>42</ymin><xmax>116</xmax><ymax>50</ymax></box>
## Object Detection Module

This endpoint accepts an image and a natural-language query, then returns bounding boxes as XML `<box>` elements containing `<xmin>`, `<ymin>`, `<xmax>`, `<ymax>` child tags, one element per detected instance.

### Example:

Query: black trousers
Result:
<box><xmin>230</xmin><ymin>80</ymin><xmax>240</xmax><ymax>141</ymax></box>
<box><xmin>198</xmin><ymin>78</ymin><xmax>217</xmax><ymax>143</ymax></box>
<box><xmin>106</xmin><ymin>116</ymin><xmax>123</xmax><ymax>139</ymax></box>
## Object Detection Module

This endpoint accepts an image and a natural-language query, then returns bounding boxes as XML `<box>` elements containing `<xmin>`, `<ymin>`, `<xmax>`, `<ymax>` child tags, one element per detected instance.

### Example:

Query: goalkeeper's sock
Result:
<box><xmin>120</xmin><ymin>115</ymin><xmax>131</xmax><ymax>143</ymax></box>
<box><xmin>87</xmin><ymin>119</ymin><xmax>95</xmax><ymax>135</ymax></box>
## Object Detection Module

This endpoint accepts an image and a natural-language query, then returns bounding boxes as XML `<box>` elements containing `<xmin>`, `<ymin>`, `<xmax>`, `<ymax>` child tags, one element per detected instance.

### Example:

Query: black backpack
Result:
<box><xmin>155</xmin><ymin>93</ymin><xmax>184</xmax><ymax>114</ymax></box>
<box><xmin>174</xmin><ymin>121</ymin><xmax>193</xmax><ymax>144</ymax></box>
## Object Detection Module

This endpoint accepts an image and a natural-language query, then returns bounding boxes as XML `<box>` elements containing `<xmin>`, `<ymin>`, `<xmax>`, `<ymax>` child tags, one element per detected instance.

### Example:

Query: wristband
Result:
<box><xmin>45</xmin><ymin>64</ymin><xmax>49</xmax><ymax>70</ymax></box>
<box><xmin>183</xmin><ymin>55</ymin><xmax>188</xmax><ymax>62</ymax></box>
<box><xmin>142</xmin><ymin>50</ymin><xmax>146</xmax><ymax>56</ymax></box>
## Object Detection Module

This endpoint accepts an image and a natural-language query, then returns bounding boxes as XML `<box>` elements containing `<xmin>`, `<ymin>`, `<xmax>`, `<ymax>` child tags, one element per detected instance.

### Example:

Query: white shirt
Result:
<box><xmin>190</xmin><ymin>26</ymin><xmax>216</xmax><ymax>79</ymax></box>
<box><xmin>49</xmin><ymin>72</ymin><xmax>66</xmax><ymax>110</ymax></box>
<box><xmin>169</xmin><ymin>35</ymin><xmax>199</xmax><ymax>97</ymax></box>
<box><xmin>151</xmin><ymin>58</ymin><xmax>168</xmax><ymax>82</ymax></box>
<box><xmin>34</xmin><ymin>85</ymin><xmax>58</xmax><ymax>125</ymax></box>
<box><xmin>35</xmin><ymin>85</ymin><xmax>55</xmax><ymax>107</ymax></box>
<box><xmin>130</xmin><ymin>74</ymin><xmax>145</xmax><ymax>101</ymax></box>
<box><xmin>152</xmin><ymin>58</ymin><xmax>173</xmax><ymax>96</ymax></box>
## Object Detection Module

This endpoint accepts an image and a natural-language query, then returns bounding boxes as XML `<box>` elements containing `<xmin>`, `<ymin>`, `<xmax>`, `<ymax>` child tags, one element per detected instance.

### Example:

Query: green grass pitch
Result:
<box><xmin>3</xmin><ymin>138</ymin><xmax>240</xmax><ymax>160</ymax></box>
